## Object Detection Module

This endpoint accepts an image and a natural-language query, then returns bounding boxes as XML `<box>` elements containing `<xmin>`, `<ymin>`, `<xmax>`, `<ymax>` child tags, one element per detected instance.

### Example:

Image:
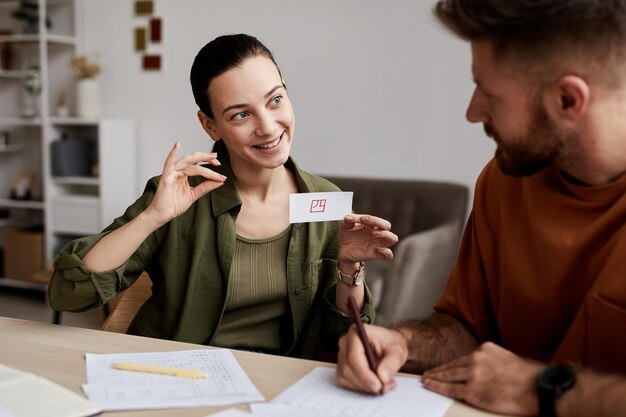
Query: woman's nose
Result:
<box><xmin>255</xmin><ymin>110</ymin><xmax>276</xmax><ymax>136</ymax></box>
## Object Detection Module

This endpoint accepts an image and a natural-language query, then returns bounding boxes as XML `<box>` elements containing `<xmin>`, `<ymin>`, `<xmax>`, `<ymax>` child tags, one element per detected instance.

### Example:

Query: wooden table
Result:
<box><xmin>0</xmin><ymin>317</ymin><xmax>499</xmax><ymax>416</ymax></box>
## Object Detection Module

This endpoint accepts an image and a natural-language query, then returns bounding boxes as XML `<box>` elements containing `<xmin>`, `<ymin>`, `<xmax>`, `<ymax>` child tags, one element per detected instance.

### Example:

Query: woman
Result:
<box><xmin>48</xmin><ymin>34</ymin><xmax>397</xmax><ymax>359</ymax></box>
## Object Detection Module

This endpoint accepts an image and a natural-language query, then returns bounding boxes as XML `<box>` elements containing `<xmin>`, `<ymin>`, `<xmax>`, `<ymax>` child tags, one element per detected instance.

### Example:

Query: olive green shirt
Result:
<box><xmin>48</xmin><ymin>157</ymin><xmax>375</xmax><ymax>358</ymax></box>
<box><xmin>211</xmin><ymin>227</ymin><xmax>292</xmax><ymax>352</ymax></box>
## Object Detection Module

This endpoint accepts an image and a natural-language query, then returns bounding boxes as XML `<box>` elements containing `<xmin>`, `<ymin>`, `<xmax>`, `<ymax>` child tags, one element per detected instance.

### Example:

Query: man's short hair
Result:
<box><xmin>433</xmin><ymin>0</ymin><xmax>626</xmax><ymax>86</ymax></box>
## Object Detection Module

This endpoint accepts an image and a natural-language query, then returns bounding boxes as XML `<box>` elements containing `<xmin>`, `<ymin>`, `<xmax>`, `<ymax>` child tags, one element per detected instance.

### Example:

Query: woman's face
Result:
<box><xmin>200</xmin><ymin>55</ymin><xmax>295</xmax><ymax>172</ymax></box>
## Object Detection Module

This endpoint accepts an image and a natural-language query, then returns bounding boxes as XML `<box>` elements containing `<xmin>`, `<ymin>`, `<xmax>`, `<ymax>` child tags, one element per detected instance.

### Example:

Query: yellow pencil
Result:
<box><xmin>112</xmin><ymin>362</ymin><xmax>208</xmax><ymax>379</ymax></box>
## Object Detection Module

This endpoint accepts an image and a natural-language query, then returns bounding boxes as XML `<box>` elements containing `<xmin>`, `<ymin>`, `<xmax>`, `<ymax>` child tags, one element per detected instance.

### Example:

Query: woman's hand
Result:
<box><xmin>144</xmin><ymin>142</ymin><xmax>227</xmax><ymax>227</ymax></box>
<box><xmin>338</xmin><ymin>214</ymin><xmax>398</xmax><ymax>265</ymax></box>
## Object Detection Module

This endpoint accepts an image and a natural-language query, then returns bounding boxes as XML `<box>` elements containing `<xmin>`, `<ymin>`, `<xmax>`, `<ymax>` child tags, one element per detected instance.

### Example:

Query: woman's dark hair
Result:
<box><xmin>190</xmin><ymin>34</ymin><xmax>283</xmax><ymax>158</ymax></box>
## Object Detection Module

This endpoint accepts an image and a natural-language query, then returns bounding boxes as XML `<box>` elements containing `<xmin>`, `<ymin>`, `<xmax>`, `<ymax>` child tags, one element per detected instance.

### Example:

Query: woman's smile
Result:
<box><xmin>254</xmin><ymin>131</ymin><xmax>285</xmax><ymax>151</ymax></box>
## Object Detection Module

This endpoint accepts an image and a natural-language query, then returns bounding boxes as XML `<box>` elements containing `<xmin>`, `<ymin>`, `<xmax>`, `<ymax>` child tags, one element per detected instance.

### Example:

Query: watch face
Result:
<box><xmin>539</xmin><ymin>365</ymin><xmax>575</xmax><ymax>392</ymax></box>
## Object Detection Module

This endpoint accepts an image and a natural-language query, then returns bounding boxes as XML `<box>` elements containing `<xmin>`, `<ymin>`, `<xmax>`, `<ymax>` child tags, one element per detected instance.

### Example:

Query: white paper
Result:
<box><xmin>289</xmin><ymin>192</ymin><xmax>353</xmax><ymax>223</ymax></box>
<box><xmin>250</xmin><ymin>403</ymin><xmax>320</xmax><ymax>417</ymax></box>
<box><xmin>0</xmin><ymin>365</ymin><xmax>101</xmax><ymax>417</ymax></box>
<box><xmin>204</xmin><ymin>408</ymin><xmax>253</xmax><ymax>417</ymax></box>
<box><xmin>269</xmin><ymin>367</ymin><xmax>452</xmax><ymax>417</ymax></box>
<box><xmin>83</xmin><ymin>349</ymin><xmax>264</xmax><ymax>411</ymax></box>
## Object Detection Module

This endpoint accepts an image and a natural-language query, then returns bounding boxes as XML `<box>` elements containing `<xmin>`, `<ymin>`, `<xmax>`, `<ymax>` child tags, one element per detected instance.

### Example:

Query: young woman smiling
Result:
<box><xmin>48</xmin><ymin>34</ymin><xmax>397</xmax><ymax>359</ymax></box>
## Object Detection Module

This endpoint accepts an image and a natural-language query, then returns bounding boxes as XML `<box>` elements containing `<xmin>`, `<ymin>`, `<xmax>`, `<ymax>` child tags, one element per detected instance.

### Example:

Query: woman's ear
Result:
<box><xmin>544</xmin><ymin>75</ymin><xmax>590</xmax><ymax>124</ymax></box>
<box><xmin>197</xmin><ymin>110</ymin><xmax>220</xmax><ymax>141</ymax></box>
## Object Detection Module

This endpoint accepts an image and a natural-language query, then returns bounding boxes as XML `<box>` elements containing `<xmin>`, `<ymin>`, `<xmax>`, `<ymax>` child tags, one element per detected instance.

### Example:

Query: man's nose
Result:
<box><xmin>466</xmin><ymin>89</ymin><xmax>489</xmax><ymax>124</ymax></box>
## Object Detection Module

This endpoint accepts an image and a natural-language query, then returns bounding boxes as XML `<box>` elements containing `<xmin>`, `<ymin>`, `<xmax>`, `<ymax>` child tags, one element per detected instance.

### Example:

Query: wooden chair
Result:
<box><xmin>101</xmin><ymin>272</ymin><xmax>152</xmax><ymax>333</ymax></box>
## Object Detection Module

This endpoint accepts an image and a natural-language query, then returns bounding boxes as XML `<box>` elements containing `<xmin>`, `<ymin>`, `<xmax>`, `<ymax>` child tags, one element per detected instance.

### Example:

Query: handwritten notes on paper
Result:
<box><xmin>253</xmin><ymin>367</ymin><xmax>453</xmax><ymax>417</ymax></box>
<box><xmin>83</xmin><ymin>349</ymin><xmax>264</xmax><ymax>411</ymax></box>
<box><xmin>289</xmin><ymin>192</ymin><xmax>353</xmax><ymax>223</ymax></box>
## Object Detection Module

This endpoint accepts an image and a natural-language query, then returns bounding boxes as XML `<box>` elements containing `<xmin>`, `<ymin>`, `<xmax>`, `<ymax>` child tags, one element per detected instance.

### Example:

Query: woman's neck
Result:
<box><xmin>231</xmin><ymin>161</ymin><xmax>294</xmax><ymax>202</ymax></box>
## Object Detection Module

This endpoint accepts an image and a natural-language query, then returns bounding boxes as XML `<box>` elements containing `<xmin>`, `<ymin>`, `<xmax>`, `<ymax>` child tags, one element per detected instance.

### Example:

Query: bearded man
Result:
<box><xmin>337</xmin><ymin>1</ymin><xmax>626</xmax><ymax>416</ymax></box>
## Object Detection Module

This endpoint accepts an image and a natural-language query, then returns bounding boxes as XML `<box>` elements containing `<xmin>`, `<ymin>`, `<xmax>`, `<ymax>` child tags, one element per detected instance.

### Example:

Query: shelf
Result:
<box><xmin>0</xmin><ymin>0</ymin><xmax>74</xmax><ymax>6</ymax></box>
<box><xmin>0</xmin><ymin>33</ymin><xmax>76</xmax><ymax>46</ymax></box>
<box><xmin>0</xmin><ymin>69</ymin><xmax>26</xmax><ymax>79</ymax></box>
<box><xmin>0</xmin><ymin>143</ymin><xmax>25</xmax><ymax>153</ymax></box>
<box><xmin>0</xmin><ymin>198</ymin><xmax>45</xmax><ymax>210</ymax></box>
<box><xmin>0</xmin><ymin>217</ymin><xmax>37</xmax><ymax>228</ymax></box>
<box><xmin>52</xmin><ymin>176</ymin><xmax>99</xmax><ymax>186</ymax></box>
<box><xmin>50</xmin><ymin>117</ymin><xmax>99</xmax><ymax>126</ymax></box>
<box><xmin>0</xmin><ymin>117</ymin><xmax>42</xmax><ymax>126</ymax></box>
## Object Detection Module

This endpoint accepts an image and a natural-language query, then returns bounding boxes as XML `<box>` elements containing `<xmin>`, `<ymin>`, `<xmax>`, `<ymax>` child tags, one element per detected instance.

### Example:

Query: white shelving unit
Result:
<box><xmin>46</xmin><ymin>118</ymin><xmax>136</xmax><ymax>258</ymax></box>
<box><xmin>0</xmin><ymin>1</ymin><xmax>136</xmax><ymax>288</ymax></box>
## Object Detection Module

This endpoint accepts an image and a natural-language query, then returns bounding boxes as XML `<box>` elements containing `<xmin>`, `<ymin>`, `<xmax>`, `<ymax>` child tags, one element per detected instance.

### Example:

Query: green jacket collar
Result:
<box><xmin>209</xmin><ymin>156</ymin><xmax>316</xmax><ymax>217</ymax></box>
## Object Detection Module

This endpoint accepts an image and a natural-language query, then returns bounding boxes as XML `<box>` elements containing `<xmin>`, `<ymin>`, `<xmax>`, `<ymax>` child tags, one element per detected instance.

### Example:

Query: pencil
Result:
<box><xmin>112</xmin><ymin>362</ymin><xmax>208</xmax><ymax>379</ymax></box>
<box><xmin>347</xmin><ymin>295</ymin><xmax>384</xmax><ymax>395</ymax></box>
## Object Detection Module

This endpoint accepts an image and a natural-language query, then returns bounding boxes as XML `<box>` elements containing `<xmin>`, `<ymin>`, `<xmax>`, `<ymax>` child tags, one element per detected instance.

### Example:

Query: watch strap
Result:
<box><xmin>336</xmin><ymin>262</ymin><xmax>365</xmax><ymax>286</ymax></box>
<box><xmin>537</xmin><ymin>365</ymin><xmax>576</xmax><ymax>417</ymax></box>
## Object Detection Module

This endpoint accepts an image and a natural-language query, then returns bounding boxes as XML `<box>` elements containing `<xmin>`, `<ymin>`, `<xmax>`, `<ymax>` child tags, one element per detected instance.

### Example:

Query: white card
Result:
<box><xmin>289</xmin><ymin>192</ymin><xmax>353</xmax><ymax>223</ymax></box>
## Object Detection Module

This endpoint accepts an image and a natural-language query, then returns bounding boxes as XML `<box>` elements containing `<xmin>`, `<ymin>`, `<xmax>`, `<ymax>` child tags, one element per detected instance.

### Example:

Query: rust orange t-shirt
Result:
<box><xmin>435</xmin><ymin>159</ymin><xmax>626</xmax><ymax>374</ymax></box>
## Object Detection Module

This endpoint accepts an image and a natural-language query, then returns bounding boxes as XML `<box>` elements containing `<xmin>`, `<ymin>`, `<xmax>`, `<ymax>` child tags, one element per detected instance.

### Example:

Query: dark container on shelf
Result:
<box><xmin>50</xmin><ymin>137</ymin><xmax>93</xmax><ymax>177</ymax></box>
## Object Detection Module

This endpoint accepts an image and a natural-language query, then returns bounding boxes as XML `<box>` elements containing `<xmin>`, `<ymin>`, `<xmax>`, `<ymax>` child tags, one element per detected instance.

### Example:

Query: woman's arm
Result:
<box><xmin>83</xmin><ymin>142</ymin><xmax>226</xmax><ymax>272</ymax></box>
<box><xmin>335</xmin><ymin>214</ymin><xmax>398</xmax><ymax>313</ymax></box>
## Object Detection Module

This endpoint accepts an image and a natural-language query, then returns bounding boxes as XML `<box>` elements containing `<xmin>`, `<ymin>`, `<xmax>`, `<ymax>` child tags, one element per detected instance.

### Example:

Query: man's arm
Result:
<box><xmin>336</xmin><ymin>311</ymin><xmax>478</xmax><ymax>394</ymax></box>
<box><xmin>393</xmin><ymin>312</ymin><xmax>479</xmax><ymax>373</ymax></box>
<box><xmin>558</xmin><ymin>370</ymin><xmax>626</xmax><ymax>417</ymax></box>
<box><xmin>422</xmin><ymin>342</ymin><xmax>626</xmax><ymax>416</ymax></box>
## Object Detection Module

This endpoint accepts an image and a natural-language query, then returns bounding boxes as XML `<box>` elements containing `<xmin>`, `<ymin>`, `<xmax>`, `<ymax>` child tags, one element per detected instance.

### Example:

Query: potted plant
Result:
<box><xmin>70</xmin><ymin>55</ymin><xmax>101</xmax><ymax>119</ymax></box>
<box><xmin>11</xmin><ymin>1</ymin><xmax>51</xmax><ymax>34</ymax></box>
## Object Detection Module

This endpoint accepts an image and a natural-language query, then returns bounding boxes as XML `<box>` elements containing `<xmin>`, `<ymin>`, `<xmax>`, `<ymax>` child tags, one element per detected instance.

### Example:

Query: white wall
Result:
<box><xmin>80</xmin><ymin>0</ymin><xmax>494</xmax><ymax>197</ymax></box>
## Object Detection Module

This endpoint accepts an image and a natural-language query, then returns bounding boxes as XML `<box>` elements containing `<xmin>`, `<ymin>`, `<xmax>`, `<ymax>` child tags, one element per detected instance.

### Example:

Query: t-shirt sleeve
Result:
<box><xmin>433</xmin><ymin>163</ymin><xmax>499</xmax><ymax>343</ymax></box>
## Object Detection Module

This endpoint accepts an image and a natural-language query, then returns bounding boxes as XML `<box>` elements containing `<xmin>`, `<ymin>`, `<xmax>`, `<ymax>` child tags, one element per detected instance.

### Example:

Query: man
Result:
<box><xmin>337</xmin><ymin>1</ymin><xmax>626</xmax><ymax>416</ymax></box>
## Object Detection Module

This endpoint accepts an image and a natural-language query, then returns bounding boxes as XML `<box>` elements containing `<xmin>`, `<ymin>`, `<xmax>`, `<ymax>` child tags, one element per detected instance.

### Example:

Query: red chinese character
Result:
<box><xmin>310</xmin><ymin>199</ymin><xmax>327</xmax><ymax>213</ymax></box>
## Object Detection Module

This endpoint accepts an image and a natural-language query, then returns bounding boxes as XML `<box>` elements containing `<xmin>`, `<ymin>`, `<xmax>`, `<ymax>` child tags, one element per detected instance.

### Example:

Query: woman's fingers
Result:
<box><xmin>350</xmin><ymin>214</ymin><xmax>393</xmax><ymax>231</ymax></box>
<box><xmin>173</xmin><ymin>151</ymin><xmax>221</xmax><ymax>171</ymax></box>
<box><xmin>181</xmin><ymin>164</ymin><xmax>227</xmax><ymax>182</ymax></box>
<box><xmin>162</xmin><ymin>142</ymin><xmax>181</xmax><ymax>175</ymax></box>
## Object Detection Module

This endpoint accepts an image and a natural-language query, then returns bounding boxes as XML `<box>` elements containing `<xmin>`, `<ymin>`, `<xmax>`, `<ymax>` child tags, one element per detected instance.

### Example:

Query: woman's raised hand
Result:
<box><xmin>338</xmin><ymin>214</ymin><xmax>398</xmax><ymax>263</ymax></box>
<box><xmin>144</xmin><ymin>142</ymin><xmax>227</xmax><ymax>227</ymax></box>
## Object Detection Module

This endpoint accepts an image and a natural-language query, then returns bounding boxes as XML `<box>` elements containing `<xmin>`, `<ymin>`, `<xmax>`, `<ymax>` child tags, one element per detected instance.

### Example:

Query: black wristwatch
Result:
<box><xmin>537</xmin><ymin>365</ymin><xmax>576</xmax><ymax>417</ymax></box>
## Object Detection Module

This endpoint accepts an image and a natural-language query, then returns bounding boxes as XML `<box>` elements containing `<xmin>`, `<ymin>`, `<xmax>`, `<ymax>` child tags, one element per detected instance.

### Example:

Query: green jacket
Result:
<box><xmin>48</xmin><ymin>157</ymin><xmax>375</xmax><ymax>358</ymax></box>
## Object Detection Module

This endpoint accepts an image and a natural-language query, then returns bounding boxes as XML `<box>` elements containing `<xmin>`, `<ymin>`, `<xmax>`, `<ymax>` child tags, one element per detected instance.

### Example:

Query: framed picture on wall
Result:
<box><xmin>10</xmin><ymin>171</ymin><xmax>35</xmax><ymax>201</ymax></box>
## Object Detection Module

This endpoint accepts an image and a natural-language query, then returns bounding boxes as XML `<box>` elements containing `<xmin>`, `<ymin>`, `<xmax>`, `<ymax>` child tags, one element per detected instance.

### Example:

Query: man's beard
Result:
<box><xmin>485</xmin><ymin>102</ymin><xmax>573</xmax><ymax>177</ymax></box>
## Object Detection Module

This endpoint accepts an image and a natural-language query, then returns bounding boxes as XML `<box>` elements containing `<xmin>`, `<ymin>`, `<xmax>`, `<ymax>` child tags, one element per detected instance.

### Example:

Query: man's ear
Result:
<box><xmin>544</xmin><ymin>75</ymin><xmax>590</xmax><ymax>123</ymax></box>
<box><xmin>197</xmin><ymin>110</ymin><xmax>220</xmax><ymax>141</ymax></box>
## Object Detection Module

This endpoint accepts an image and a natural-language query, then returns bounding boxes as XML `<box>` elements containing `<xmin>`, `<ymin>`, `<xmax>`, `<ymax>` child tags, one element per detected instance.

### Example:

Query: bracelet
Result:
<box><xmin>336</xmin><ymin>262</ymin><xmax>366</xmax><ymax>286</ymax></box>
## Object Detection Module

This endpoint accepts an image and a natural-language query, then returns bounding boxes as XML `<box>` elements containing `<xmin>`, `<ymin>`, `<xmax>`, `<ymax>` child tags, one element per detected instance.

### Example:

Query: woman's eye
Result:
<box><xmin>231</xmin><ymin>111</ymin><xmax>248</xmax><ymax>121</ymax></box>
<box><xmin>270</xmin><ymin>95</ymin><xmax>282</xmax><ymax>106</ymax></box>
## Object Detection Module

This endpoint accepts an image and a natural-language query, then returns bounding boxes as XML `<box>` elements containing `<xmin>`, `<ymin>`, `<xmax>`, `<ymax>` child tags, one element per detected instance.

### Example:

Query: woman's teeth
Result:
<box><xmin>257</xmin><ymin>135</ymin><xmax>282</xmax><ymax>149</ymax></box>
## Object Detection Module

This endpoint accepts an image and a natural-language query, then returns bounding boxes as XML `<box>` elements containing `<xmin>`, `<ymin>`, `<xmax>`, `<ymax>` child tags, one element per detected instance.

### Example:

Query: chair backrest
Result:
<box><xmin>101</xmin><ymin>272</ymin><xmax>152</xmax><ymax>333</ymax></box>
<box><xmin>324</xmin><ymin>176</ymin><xmax>468</xmax><ymax>242</ymax></box>
<box><xmin>325</xmin><ymin>176</ymin><xmax>469</xmax><ymax>324</ymax></box>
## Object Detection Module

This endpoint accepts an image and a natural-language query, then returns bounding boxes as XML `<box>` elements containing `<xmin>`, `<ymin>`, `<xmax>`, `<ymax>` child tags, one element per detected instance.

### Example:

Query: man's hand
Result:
<box><xmin>337</xmin><ymin>323</ymin><xmax>409</xmax><ymax>394</ymax></box>
<box><xmin>422</xmin><ymin>342</ymin><xmax>542</xmax><ymax>416</ymax></box>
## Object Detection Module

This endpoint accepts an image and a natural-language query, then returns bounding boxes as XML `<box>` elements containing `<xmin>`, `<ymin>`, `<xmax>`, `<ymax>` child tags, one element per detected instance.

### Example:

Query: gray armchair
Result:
<box><xmin>325</xmin><ymin>176</ymin><xmax>468</xmax><ymax>325</ymax></box>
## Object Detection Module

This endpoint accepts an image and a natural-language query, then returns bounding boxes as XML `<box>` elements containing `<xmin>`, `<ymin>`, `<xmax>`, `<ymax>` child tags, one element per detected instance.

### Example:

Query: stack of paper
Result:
<box><xmin>249</xmin><ymin>367</ymin><xmax>453</xmax><ymax>417</ymax></box>
<box><xmin>0</xmin><ymin>365</ymin><xmax>101</xmax><ymax>417</ymax></box>
<box><xmin>83</xmin><ymin>349</ymin><xmax>264</xmax><ymax>411</ymax></box>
